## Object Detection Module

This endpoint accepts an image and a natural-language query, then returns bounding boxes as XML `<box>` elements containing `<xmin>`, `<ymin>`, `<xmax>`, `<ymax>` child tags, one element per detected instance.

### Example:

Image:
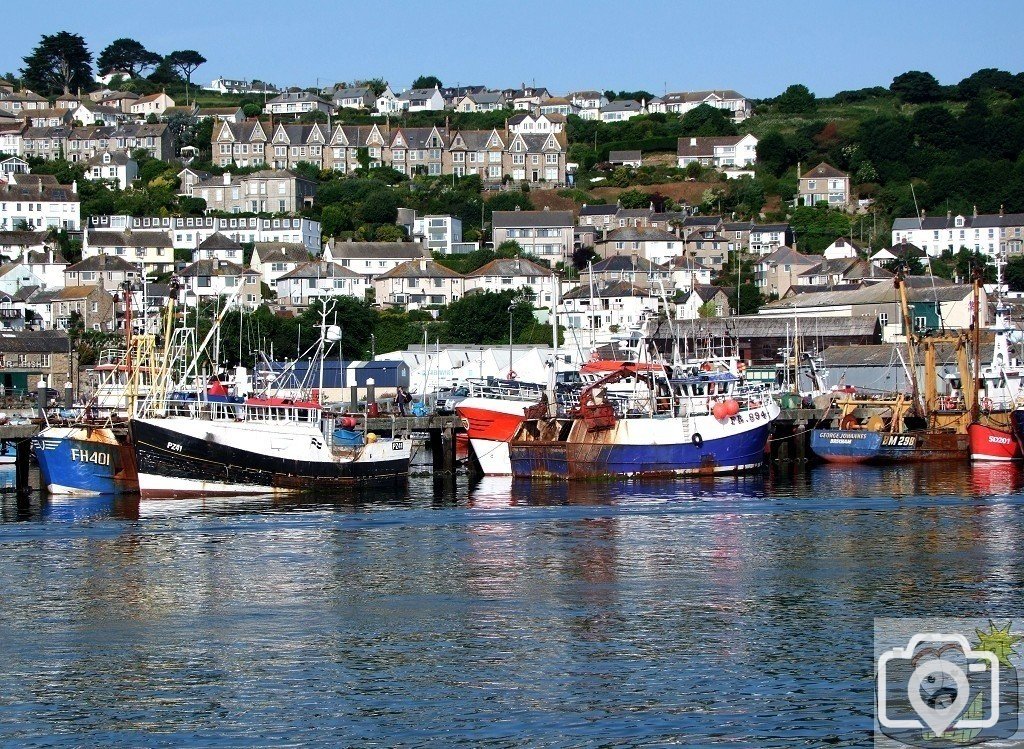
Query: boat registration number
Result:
<box><xmin>392</xmin><ymin>441</ymin><xmax>404</xmax><ymax>451</ymax></box>
<box><xmin>881</xmin><ymin>435</ymin><xmax>917</xmax><ymax>447</ymax></box>
<box><xmin>71</xmin><ymin>448</ymin><xmax>110</xmax><ymax>466</ymax></box>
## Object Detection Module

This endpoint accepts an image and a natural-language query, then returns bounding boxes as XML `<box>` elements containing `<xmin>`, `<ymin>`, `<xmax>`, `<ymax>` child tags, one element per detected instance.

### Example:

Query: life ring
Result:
<box><xmin>981</xmin><ymin>397</ymin><xmax>993</xmax><ymax>411</ymax></box>
<box><xmin>507</xmin><ymin>370</ymin><xmax>518</xmax><ymax>380</ymax></box>
<box><xmin>701</xmin><ymin>361</ymin><xmax>713</xmax><ymax>372</ymax></box>
<box><xmin>691</xmin><ymin>432</ymin><xmax>703</xmax><ymax>448</ymax></box>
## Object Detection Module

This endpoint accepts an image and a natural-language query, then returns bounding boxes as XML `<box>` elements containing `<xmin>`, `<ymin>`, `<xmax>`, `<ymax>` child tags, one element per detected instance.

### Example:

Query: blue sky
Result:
<box><xmin>3</xmin><ymin>0</ymin><xmax>1022</xmax><ymax>98</ymax></box>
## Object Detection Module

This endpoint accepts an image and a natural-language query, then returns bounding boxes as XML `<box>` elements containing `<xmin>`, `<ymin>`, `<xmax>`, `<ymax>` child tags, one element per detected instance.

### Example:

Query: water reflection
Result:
<box><xmin>2</xmin><ymin>463</ymin><xmax>1024</xmax><ymax>746</ymax></box>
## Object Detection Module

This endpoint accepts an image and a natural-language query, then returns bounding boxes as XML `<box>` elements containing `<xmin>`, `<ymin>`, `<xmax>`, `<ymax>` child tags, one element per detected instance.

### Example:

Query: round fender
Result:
<box><xmin>691</xmin><ymin>432</ymin><xmax>703</xmax><ymax>448</ymax></box>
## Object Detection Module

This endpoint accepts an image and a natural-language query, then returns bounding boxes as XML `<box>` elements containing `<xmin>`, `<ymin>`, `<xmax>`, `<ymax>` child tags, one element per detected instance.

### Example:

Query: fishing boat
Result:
<box><xmin>811</xmin><ymin>274</ymin><xmax>973</xmax><ymax>464</ymax></box>
<box><xmin>969</xmin><ymin>263</ymin><xmax>1024</xmax><ymax>461</ymax></box>
<box><xmin>131</xmin><ymin>304</ymin><xmax>411</xmax><ymax>497</ymax></box>
<box><xmin>509</xmin><ymin>364</ymin><xmax>779</xmax><ymax>479</ymax></box>
<box><xmin>31</xmin><ymin>286</ymin><xmax>160</xmax><ymax>496</ymax></box>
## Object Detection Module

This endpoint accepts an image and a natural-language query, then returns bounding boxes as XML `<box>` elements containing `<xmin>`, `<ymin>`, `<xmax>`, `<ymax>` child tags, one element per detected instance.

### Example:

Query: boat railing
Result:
<box><xmin>465</xmin><ymin>378</ymin><xmax>546</xmax><ymax>401</ymax></box>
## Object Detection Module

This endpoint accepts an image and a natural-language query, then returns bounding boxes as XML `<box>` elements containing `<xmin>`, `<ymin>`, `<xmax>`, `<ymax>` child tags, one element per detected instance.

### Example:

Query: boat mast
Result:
<box><xmin>550</xmin><ymin>274</ymin><xmax>560</xmax><ymax>406</ymax></box>
<box><xmin>895</xmin><ymin>270</ymin><xmax>922</xmax><ymax>416</ymax></box>
<box><xmin>971</xmin><ymin>266</ymin><xmax>982</xmax><ymax>422</ymax></box>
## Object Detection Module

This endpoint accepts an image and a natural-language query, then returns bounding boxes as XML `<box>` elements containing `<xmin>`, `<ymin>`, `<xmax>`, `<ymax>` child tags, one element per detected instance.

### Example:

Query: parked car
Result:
<box><xmin>435</xmin><ymin>386</ymin><xmax>470</xmax><ymax>414</ymax></box>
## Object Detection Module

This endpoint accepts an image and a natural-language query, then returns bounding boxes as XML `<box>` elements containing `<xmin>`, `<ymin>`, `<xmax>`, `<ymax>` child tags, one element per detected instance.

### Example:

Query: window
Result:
<box><xmin>914</xmin><ymin>316</ymin><xmax>928</xmax><ymax>331</ymax></box>
<box><xmin>878</xmin><ymin>312</ymin><xmax>888</xmax><ymax>328</ymax></box>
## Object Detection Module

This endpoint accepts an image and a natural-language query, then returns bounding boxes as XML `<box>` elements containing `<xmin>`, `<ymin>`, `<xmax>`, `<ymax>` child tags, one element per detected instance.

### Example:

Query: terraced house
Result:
<box><xmin>22</xmin><ymin>123</ymin><xmax>173</xmax><ymax>162</ymax></box>
<box><xmin>212</xmin><ymin>121</ymin><xmax>567</xmax><ymax>186</ymax></box>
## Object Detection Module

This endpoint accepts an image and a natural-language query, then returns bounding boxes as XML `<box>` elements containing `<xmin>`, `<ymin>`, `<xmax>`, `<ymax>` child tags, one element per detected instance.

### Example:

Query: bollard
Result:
<box><xmin>36</xmin><ymin>377</ymin><xmax>48</xmax><ymax>418</ymax></box>
<box><xmin>349</xmin><ymin>385</ymin><xmax>358</xmax><ymax>413</ymax></box>
<box><xmin>15</xmin><ymin>440</ymin><xmax>29</xmax><ymax>494</ymax></box>
<box><xmin>366</xmin><ymin>378</ymin><xmax>376</xmax><ymax>415</ymax></box>
<box><xmin>64</xmin><ymin>380</ymin><xmax>73</xmax><ymax>410</ymax></box>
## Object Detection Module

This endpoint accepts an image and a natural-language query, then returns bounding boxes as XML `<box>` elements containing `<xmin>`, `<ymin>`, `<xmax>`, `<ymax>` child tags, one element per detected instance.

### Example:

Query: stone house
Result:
<box><xmin>51</xmin><ymin>284</ymin><xmax>116</xmax><ymax>331</ymax></box>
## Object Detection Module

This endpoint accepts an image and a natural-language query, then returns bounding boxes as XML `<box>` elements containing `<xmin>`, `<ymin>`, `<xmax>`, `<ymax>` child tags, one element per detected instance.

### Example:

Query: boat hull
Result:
<box><xmin>457</xmin><ymin>397</ymin><xmax>537</xmax><ymax>475</ymax></box>
<box><xmin>32</xmin><ymin>425</ymin><xmax>138</xmax><ymax>496</ymax></box>
<box><xmin>968</xmin><ymin>422</ymin><xmax>1021</xmax><ymax>461</ymax></box>
<box><xmin>810</xmin><ymin>429</ymin><xmax>969</xmax><ymax>464</ymax></box>
<box><xmin>131</xmin><ymin>418</ymin><xmax>410</xmax><ymax>497</ymax></box>
<box><xmin>510</xmin><ymin>405</ymin><xmax>777</xmax><ymax>480</ymax></box>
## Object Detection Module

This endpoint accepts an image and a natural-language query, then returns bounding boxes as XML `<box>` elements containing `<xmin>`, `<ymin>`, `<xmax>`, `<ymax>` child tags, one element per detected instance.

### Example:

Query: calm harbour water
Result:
<box><xmin>1</xmin><ymin>463</ymin><xmax>1023</xmax><ymax>747</ymax></box>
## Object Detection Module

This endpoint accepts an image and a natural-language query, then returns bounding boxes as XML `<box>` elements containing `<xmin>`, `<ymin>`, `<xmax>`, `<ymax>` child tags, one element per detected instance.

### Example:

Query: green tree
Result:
<box><xmin>1006</xmin><ymin>256</ymin><xmax>1024</xmax><ymax>292</ymax></box>
<box><xmin>363</xmin><ymin>78</ymin><xmax>387</xmax><ymax>97</ymax></box>
<box><xmin>166</xmin><ymin>50</ymin><xmax>207</xmax><ymax>105</ymax></box>
<box><xmin>21</xmin><ymin>31</ymin><xmax>93</xmax><ymax>95</ymax></box>
<box><xmin>680</xmin><ymin>104</ymin><xmax>737</xmax><ymax>137</ymax></box>
<box><xmin>374</xmin><ymin>224</ymin><xmax>404</xmax><ymax>241</ymax></box>
<box><xmin>890</xmin><ymin>70</ymin><xmax>942</xmax><ymax>104</ymax></box>
<box><xmin>355</xmin><ymin>188</ymin><xmax>400</xmax><ymax>224</ymax></box>
<box><xmin>440</xmin><ymin>290</ymin><xmax>535</xmax><ymax>345</ymax></box>
<box><xmin>411</xmin><ymin>75</ymin><xmax>442</xmax><ymax>89</ymax></box>
<box><xmin>756</xmin><ymin>131</ymin><xmax>792</xmax><ymax>177</ymax></box>
<box><xmin>484</xmin><ymin>191</ymin><xmax>533</xmax><ymax>221</ymax></box>
<box><xmin>735</xmin><ymin>284</ymin><xmax>765</xmax><ymax>315</ymax></box>
<box><xmin>242</xmin><ymin>102</ymin><xmax>262</xmax><ymax>118</ymax></box>
<box><xmin>617</xmin><ymin>189</ymin><xmax>651</xmax><ymax>209</ymax></box>
<box><xmin>148</xmin><ymin>57</ymin><xmax>181</xmax><ymax>85</ymax></box>
<box><xmin>776</xmin><ymin>84</ymin><xmax>816</xmax><ymax>114</ymax></box>
<box><xmin>96</xmin><ymin>38</ymin><xmax>162</xmax><ymax>77</ymax></box>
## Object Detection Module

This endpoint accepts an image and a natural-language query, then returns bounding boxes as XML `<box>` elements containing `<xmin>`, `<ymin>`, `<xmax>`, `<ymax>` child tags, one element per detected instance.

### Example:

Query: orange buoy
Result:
<box><xmin>701</xmin><ymin>361</ymin><xmax>713</xmax><ymax>372</ymax></box>
<box><xmin>712</xmin><ymin>402</ymin><xmax>729</xmax><ymax>420</ymax></box>
<box><xmin>725</xmin><ymin>399</ymin><xmax>740</xmax><ymax>416</ymax></box>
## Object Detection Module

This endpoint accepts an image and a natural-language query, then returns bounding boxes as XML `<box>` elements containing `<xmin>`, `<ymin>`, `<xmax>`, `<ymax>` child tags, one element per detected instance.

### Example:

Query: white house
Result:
<box><xmin>659</xmin><ymin>90</ymin><xmax>752</xmax><ymax>122</ymax></box>
<box><xmin>0</xmin><ymin>230</ymin><xmax>47</xmax><ymax>262</ymax></box>
<box><xmin>374</xmin><ymin>259</ymin><xmax>464</xmax><ymax>310</ymax></box>
<box><xmin>464</xmin><ymin>258</ymin><xmax>558</xmax><ymax>307</ymax></box>
<box><xmin>676</xmin><ymin>134</ymin><xmax>758</xmax><ymax>169</ymax></box>
<box><xmin>81</xmin><ymin>229</ymin><xmax>174</xmax><ymax>276</ymax></box>
<box><xmin>250</xmin><ymin>241</ymin><xmax>311</xmax><ymax>287</ymax></box>
<box><xmin>22</xmin><ymin>247</ymin><xmax>67</xmax><ymax>291</ymax></box>
<box><xmin>665</xmin><ymin>256</ymin><xmax>714</xmax><ymax>293</ymax></box>
<box><xmin>130</xmin><ymin>92</ymin><xmax>175</xmax><ymax>117</ymax></box>
<box><xmin>411</xmin><ymin>215</ymin><xmax>463</xmax><ymax>255</ymax></box>
<box><xmin>375</xmin><ymin>86</ymin><xmax>402</xmax><ymax>115</ymax></box>
<box><xmin>274</xmin><ymin>261</ymin><xmax>370</xmax><ymax>310</ymax></box>
<box><xmin>0</xmin><ymin>124</ymin><xmax>24</xmax><ymax>157</ymax></box>
<box><xmin>0</xmin><ymin>174</ymin><xmax>81</xmax><ymax>231</ymax></box>
<box><xmin>822</xmin><ymin>236</ymin><xmax>863</xmax><ymax>260</ymax></box>
<box><xmin>0</xmin><ymin>156</ymin><xmax>28</xmax><ymax>180</ymax></box>
<box><xmin>507</xmin><ymin>112</ymin><xmax>565</xmax><ymax>135</ymax></box>
<box><xmin>749</xmin><ymin>223</ymin><xmax>793</xmax><ymax>256</ymax></box>
<box><xmin>560</xmin><ymin>280</ymin><xmax>660</xmax><ymax>337</ymax></box>
<box><xmin>84</xmin><ymin>152</ymin><xmax>137</xmax><ymax>190</ymax></box>
<box><xmin>599</xmin><ymin>100</ymin><xmax>646</xmax><ymax>122</ymax></box>
<box><xmin>397</xmin><ymin>86</ymin><xmax>445</xmax><ymax>112</ymax></box>
<box><xmin>891</xmin><ymin>210</ymin><xmax>1024</xmax><ymax>259</ymax></box>
<box><xmin>88</xmin><ymin>214</ymin><xmax>321</xmax><ymax>254</ymax></box>
<box><xmin>332</xmin><ymin>87</ymin><xmax>375</xmax><ymax>110</ymax></box>
<box><xmin>323</xmin><ymin>240</ymin><xmax>430</xmax><ymax>279</ymax></box>
<box><xmin>177</xmin><ymin>259</ymin><xmax>262</xmax><ymax>309</ymax></box>
<box><xmin>0</xmin><ymin>262</ymin><xmax>44</xmax><ymax>296</ymax></box>
<box><xmin>266</xmin><ymin>91</ymin><xmax>332</xmax><ymax>117</ymax></box>
<box><xmin>192</xmin><ymin>232</ymin><xmax>245</xmax><ymax>263</ymax></box>
<box><xmin>568</xmin><ymin>91</ymin><xmax>607</xmax><ymax>121</ymax></box>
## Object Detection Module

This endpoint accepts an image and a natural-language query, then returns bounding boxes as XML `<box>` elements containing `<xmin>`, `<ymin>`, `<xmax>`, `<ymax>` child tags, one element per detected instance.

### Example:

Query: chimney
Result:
<box><xmin>973</xmin><ymin>205</ymin><xmax>978</xmax><ymax>218</ymax></box>
<box><xmin>1000</xmin><ymin>204</ymin><xmax>1005</xmax><ymax>217</ymax></box>
<box><xmin>223</xmin><ymin>173</ymin><xmax>231</xmax><ymax>185</ymax></box>
<box><xmin>947</xmin><ymin>210</ymin><xmax>952</xmax><ymax>221</ymax></box>
<box><xmin>72</xmin><ymin>180</ymin><xmax>77</xmax><ymax>194</ymax></box>
<box><xmin>543</xmin><ymin>205</ymin><xmax>550</xmax><ymax>211</ymax></box>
